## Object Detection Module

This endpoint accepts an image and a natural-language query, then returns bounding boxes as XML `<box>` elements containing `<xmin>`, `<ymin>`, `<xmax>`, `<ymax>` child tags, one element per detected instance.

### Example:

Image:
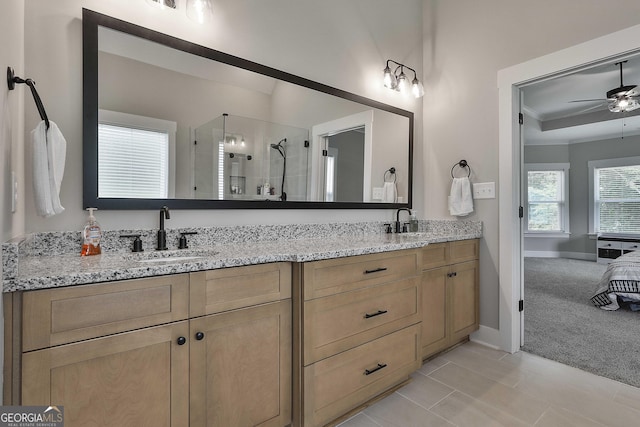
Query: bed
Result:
<box><xmin>591</xmin><ymin>251</ymin><xmax>640</xmax><ymax>310</ymax></box>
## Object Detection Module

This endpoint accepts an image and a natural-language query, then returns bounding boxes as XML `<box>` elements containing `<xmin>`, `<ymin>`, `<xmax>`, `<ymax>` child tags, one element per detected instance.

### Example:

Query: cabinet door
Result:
<box><xmin>22</xmin><ymin>321</ymin><xmax>189</xmax><ymax>427</ymax></box>
<box><xmin>420</xmin><ymin>266</ymin><xmax>449</xmax><ymax>359</ymax></box>
<box><xmin>190</xmin><ymin>300</ymin><xmax>291</xmax><ymax>427</ymax></box>
<box><xmin>448</xmin><ymin>260</ymin><xmax>479</xmax><ymax>343</ymax></box>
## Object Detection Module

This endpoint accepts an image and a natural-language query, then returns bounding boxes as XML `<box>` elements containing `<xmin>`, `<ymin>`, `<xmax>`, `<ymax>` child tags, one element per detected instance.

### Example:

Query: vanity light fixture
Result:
<box><xmin>186</xmin><ymin>0</ymin><xmax>214</xmax><ymax>24</ymax></box>
<box><xmin>147</xmin><ymin>0</ymin><xmax>177</xmax><ymax>9</ymax></box>
<box><xmin>383</xmin><ymin>59</ymin><xmax>424</xmax><ymax>98</ymax></box>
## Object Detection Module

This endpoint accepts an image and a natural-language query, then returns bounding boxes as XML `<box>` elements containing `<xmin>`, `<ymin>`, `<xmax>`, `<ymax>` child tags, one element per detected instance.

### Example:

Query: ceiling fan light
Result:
<box><xmin>608</xmin><ymin>96</ymin><xmax>640</xmax><ymax>112</ymax></box>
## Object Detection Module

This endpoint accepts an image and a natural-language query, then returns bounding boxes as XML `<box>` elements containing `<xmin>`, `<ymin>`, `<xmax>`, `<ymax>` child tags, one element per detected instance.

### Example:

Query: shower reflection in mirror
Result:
<box><xmin>192</xmin><ymin>113</ymin><xmax>310</xmax><ymax>201</ymax></box>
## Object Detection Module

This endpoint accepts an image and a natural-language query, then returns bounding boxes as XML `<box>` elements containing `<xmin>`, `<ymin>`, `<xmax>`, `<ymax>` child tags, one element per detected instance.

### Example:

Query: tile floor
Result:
<box><xmin>337</xmin><ymin>341</ymin><xmax>640</xmax><ymax>426</ymax></box>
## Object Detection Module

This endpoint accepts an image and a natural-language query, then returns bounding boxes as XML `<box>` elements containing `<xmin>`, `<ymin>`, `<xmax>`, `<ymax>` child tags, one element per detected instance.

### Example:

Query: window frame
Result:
<box><xmin>98</xmin><ymin>109</ymin><xmax>177</xmax><ymax>198</ymax></box>
<box><xmin>524</xmin><ymin>163</ymin><xmax>570</xmax><ymax>237</ymax></box>
<box><xmin>589</xmin><ymin>156</ymin><xmax>640</xmax><ymax>237</ymax></box>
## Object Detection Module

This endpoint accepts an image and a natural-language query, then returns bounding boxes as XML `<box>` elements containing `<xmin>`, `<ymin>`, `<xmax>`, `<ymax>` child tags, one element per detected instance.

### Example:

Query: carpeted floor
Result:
<box><xmin>523</xmin><ymin>257</ymin><xmax>640</xmax><ymax>388</ymax></box>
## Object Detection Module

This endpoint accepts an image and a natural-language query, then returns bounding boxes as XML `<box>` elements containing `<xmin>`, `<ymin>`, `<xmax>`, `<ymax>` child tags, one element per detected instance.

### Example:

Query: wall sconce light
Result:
<box><xmin>186</xmin><ymin>0</ymin><xmax>214</xmax><ymax>24</ymax></box>
<box><xmin>147</xmin><ymin>0</ymin><xmax>213</xmax><ymax>24</ymax></box>
<box><xmin>147</xmin><ymin>0</ymin><xmax>177</xmax><ymax>9</ymax></box>
<box><xmin>383</xmin><ymin>59</ymin><xmax>424</xmax><ymax>98</ymax></box>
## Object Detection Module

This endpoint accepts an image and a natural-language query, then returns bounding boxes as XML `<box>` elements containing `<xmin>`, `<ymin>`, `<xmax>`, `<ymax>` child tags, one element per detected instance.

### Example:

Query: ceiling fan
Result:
<box><xmin>570</xmin><ymin>61</ymin><xmax>640</xmax><ymax>113</ymax></box>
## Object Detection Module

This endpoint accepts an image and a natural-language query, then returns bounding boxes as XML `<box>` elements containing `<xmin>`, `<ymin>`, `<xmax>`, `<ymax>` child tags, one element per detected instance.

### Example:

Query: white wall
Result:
<box><xmin>423</xmin><ymin>0</ymin><xmax>640</xmax><ymax>330</ymax></box>
<box><xmin>21</xmin><ymin>0</ymin><xmax>423</xmax><ymax>233</ymax></box>
<box><xmin>1</xmin><ymin>0</ymin><xmax>26</xmax><ymax>402</ymax></box>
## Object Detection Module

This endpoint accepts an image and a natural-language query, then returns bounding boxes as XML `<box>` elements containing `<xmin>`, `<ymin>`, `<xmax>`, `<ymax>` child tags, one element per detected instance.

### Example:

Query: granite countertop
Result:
<box><xmin>3</xmin><ymin>228</ymin><xmax>481</xmax><ymax>293</ymax></box>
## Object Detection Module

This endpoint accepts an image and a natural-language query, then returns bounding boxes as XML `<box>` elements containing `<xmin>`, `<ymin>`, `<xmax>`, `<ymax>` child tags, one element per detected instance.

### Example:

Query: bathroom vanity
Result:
<box><xmin>2</xmin><ymin>221</ymin><xmax>481</xmax><ymax>427</ymax></box>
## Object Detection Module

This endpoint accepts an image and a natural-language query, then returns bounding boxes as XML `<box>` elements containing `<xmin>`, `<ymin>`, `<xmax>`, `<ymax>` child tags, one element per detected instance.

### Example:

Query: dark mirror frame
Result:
<box><xmin>82</xmin><ymin>9</ymin><xmax>413</xmax><ymax>210</ymax></box>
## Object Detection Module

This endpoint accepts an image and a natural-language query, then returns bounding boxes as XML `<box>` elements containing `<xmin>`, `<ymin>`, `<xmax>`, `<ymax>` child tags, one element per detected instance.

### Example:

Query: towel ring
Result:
<box><xmin>384</xmin><ymin>167</ymin><xmax>396</xmax><ymax>183</ymax></box>
<box><xmin>451</xmin><ymin>160</ymin><xmax>471</xmax><ymax>178</ymax></box>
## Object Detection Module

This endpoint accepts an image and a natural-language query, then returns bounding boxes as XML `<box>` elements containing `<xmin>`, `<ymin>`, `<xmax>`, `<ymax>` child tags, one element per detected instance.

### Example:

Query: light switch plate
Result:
<box><xmin>473</xmin><ymin>182</ymin><xmax>495</xmax><ymax>199</ymax></box>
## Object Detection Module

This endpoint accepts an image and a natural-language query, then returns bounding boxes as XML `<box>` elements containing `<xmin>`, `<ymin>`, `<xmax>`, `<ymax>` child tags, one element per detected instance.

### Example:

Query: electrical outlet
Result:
<box><xmin>372</xmin><ymin>187</ymin><xmax>384</xmax><ymax>200</ymax></box>
<box><xmin>473</xmin><ymin>182</ymin><xmax>495</xmax><ymax>199</ymax></box>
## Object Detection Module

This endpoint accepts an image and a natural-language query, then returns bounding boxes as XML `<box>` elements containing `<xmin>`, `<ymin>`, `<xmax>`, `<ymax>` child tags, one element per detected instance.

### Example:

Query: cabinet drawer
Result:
<box><xmin>190</xmin><ymin>263</ymin><xmax>291</xmax><ymax>317</ymax></box>
<box><xmin>449</xmin><ymin>239</ymin><xmax>479</xmax><ymax>263</ymax></box>
<box><xmin>420</xmin><ymin>243</ymin><xmax>448</xmax><ymax>269</ymax></box>
<box><xmin>622</xmin><ymin>241</ymin><xmax>640</xmax><ymax>251</ymax></box>
<box><xmin>303</xmin><ymin>250</ymin><xmax>420</xmax><ymax>300</ymax></box>
<box><xmin>303</xmin><ymin>277</ymin><xmax>420</xmax><ymax>365</ymax></box>
<box><xmin>303</xmin><ymin>323</ymin><xmax>420</xmax><ymax>427</ymax></box>
<box><xmin>421</xmin><ymin>239</ymin><xmax>479</xmax><ymax>271</ymax></box>
<box><xmin>22</xmin><ymin>274</ymin><xmax>190</xmax><ymax>352</ymax></box>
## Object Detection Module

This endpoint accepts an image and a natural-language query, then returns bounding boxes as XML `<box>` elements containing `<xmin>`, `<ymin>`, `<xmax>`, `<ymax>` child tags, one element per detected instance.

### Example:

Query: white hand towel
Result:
<box><xmin>382</xmin><ymin>181</ymin><xmax>397</xmax><ymax>203</ymax></box>
<box><xmin>32</xmin><ymin>120</ymin><xmax>66</xmax><ymax>217</ymax></box>
<box><xmin>448</xmin><ymin>177</ymin><xmax>473</xmax><ymax>216</ymax></box>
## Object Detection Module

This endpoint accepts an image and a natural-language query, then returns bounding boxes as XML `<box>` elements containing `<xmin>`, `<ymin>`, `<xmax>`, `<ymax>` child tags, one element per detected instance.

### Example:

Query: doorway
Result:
<box><xmin>498</xmin><ymin>23</ymin><xmax>640</xmax><ymax>353</ymax></box>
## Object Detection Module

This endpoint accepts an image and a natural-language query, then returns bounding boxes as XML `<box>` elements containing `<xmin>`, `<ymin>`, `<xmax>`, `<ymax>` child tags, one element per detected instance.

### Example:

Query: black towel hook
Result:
<box><xmin>451</xmin><ymin>159</ymin><xmax>471</xmax><ymax>178</ymax></box>
<box><xmin>384</xmin><ymin>167</ymin><xmax>396</xmax><ymax>183</ymax></box>
<box><xmin>7</xmin><ymin>67</ymin><xmax>50</xmax><ymax>130</ymax></box>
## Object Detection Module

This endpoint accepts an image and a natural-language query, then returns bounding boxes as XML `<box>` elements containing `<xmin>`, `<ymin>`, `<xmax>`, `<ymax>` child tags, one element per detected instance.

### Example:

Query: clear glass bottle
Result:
<box><xmin>409</xmin><ymin>211</ymin><xmax>419</xmax><ymax>232</ymax></box>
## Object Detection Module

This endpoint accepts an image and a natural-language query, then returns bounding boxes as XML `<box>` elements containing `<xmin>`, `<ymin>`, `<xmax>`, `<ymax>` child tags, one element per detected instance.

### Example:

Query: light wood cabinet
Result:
<box><xmin>13</xmin><ymin>263</ymin><xmax>292</xmax><ymax>427</ymax></box>
<box><xmin>22</xmin><ymin>321</ymin><xmax>190</xmax><ymax>426</ymax></box>
<box><xmin>294</xmin><ymin>249</ymin><xmax>422</xmax><ymax>427</ymax></box>
<box><xmin>420</xmin><ymin>239</ymin><xmax>479</xmax><ymax>359</ymax></box>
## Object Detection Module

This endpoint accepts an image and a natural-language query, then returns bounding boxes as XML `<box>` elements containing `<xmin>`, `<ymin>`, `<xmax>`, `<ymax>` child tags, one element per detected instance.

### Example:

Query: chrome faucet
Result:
<box><xmin>157</xmin><ymin>206</ymin><xmax>171</xmax><ymax>250</ymax></box>
<box><xmin>395</xmin><ymin>208</ymin><xmax>412</xmax><ymax>233</ymax></box>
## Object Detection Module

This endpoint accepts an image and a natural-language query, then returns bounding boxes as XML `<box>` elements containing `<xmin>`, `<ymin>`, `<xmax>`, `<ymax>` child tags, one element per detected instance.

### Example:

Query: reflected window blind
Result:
<box><xmin>596</xmin><ymin>164</ymin><xmax>640</xmax><ymax>233</ymax></box>
<box><xmin>98</xmin><ymin>123</ymin><xmax>169</xmax><ymax>198</ymax></box>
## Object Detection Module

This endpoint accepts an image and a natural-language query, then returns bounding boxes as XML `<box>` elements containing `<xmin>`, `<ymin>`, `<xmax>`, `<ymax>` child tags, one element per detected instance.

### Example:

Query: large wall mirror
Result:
<box><xmin>83</xmin><ymin>9</ymin><xmax>413</xmax><ymax>209</ymax></box>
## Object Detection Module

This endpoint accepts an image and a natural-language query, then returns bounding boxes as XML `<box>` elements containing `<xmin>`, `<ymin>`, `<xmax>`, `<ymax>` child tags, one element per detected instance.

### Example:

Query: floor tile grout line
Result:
<box><xmin>390</xmin><ymin>391</ymin><xmax>460</xmax><ymax>427</ymax></box>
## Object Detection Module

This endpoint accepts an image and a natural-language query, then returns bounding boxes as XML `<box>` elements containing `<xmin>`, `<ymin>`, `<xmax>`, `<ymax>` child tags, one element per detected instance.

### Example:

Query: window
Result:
<box><xmin>525</xmin><ymin>163</ymin><xmax>570</xmax><ymax>235</ymax></box>
<box><xmin>98</xmin><ymin>110</ymin><xmax>176</xmax><ymax>199</ymax></box>
<box><xmin>589</xmin><ymin>157</ymin><xmax>640</xmax><ymax>235</ymax></box>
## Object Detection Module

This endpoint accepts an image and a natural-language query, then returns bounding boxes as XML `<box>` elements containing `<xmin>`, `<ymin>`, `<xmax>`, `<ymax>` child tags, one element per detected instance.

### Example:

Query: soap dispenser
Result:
<box><xmin>409</xmin><ymin>211</ymin><xmax>419</xmax><ymax>232</ymax></box>
<box><xmin>81</xmin><ymin>208</ymin><xmax>102</xmax><ymax>256</ymax></box>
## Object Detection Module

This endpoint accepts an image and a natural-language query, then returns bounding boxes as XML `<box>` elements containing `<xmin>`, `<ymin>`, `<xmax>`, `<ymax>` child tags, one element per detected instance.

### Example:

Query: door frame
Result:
<box><xmin>498</xmin><ymin>23</ymin><xmax>640</xmax><ymax>353</ymax></box>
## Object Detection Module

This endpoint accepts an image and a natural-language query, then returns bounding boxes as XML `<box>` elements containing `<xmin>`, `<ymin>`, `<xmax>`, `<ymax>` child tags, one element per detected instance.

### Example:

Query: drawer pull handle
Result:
<box><xmin>364</xmin><ymin>363</ymin><xmax>387</xmax><ymax>376</ymax></box>
<box><xmin>177</xmin><ymin>336</ymin><xmax>187</xmax><ymax>346</ymax></box>
<box><xmin>195</xmin><ymin>332</ymin><xmax>205</xmax><ymax>341</ymax></box>
<box><xmin>364</xmin><ymin>310</ymin><xmax>388</xmax><ymax>319</ymax></box>
<box><xmin>364</xmin><ymin>267</ymin><xmax>388</xmax><ymax>274</ymax></box>
<box><xmin>448</xmin><ymin>272</ymin><xmax>458</xmax><ymax>278</ymax></box>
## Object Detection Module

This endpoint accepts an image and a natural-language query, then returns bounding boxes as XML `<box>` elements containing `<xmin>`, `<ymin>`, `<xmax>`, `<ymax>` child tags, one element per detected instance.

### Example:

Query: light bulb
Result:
<box><xmin>411</xmin><ymin>78</ymin><xmax>424</xmax><ymax>98</ymax></box>
<box><xmin>383</xmin><ymin>66</ymin><xmax>395</xmax><ymax>89</ymax></box>
<box><xmin>186</xmin><ymin>0</ymin><xmax>214</xmax><ymax>24</ymax></box>
<box><xmin>396</xmin><ymin>71</ymin><xmax>408</xmax><ymax>93</ymax></box>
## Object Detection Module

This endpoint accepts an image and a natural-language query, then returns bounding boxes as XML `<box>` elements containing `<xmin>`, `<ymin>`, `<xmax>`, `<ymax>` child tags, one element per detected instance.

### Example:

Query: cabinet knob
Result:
<box><xmin>195</xmin><ymin>331</ymin><xmax>205</xmax><ymax>341</ymax></box>
<box><xmin>177</xmin><ymin>336</ymin><xmax>187</xmax><ymax>346</ymax></box>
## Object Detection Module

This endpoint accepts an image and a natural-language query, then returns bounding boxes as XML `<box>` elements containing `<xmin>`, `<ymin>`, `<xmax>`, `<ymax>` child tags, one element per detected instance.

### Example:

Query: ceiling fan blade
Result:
<box><xmin>572</xmin><ymin>103</ymin><xmax>607</xmax><ymax>114</ymax></box>
<box><xmin>568</xmin><ymin>99</ymin><xmax>607</xmax><ymax>103</ymax></box>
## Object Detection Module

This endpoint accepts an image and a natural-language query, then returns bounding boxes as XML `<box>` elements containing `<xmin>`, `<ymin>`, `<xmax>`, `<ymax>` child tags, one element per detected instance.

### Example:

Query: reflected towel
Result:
<box><xmin>382</xmin><ymin>181</ymin><xmax>397</xmax><ymax>203</ymax></box>
<box><xmin>448</xmin><ymin>177</ymin><xmax>473</xmax><ymax>216</ymax></box>
<box><xmin>32</xmin><ymin>120</ymin><xmax>66</xmax><ymax>217</ymax></box>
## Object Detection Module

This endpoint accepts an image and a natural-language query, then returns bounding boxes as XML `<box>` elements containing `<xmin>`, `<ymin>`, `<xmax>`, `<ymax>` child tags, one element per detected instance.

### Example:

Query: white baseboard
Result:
<box><xmin>523</xmin><ymin>251</ymin><xmax>596</xmax><ymax>261</ymax></box>
<box><xmin>470</xmin><ymin>325</ymin><xmax>503</xmax><ymax>351</ymax></box>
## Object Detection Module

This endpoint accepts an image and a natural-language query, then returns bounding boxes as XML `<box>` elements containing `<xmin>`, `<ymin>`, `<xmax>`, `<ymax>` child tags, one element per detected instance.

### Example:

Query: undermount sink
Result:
<box><xmin>393</xmin><ymin>232</ymin><xmax>432</xmax><ymax>239</ymax></box>
<box><xmin>137</xmin><ymin>256</ymin><xmax>203</xmax><ymax>264</ymax></box>
<box><xmin>127</xmin><ymin>248</ymin><xmax>219</xmax><ymax>263</ymax></box>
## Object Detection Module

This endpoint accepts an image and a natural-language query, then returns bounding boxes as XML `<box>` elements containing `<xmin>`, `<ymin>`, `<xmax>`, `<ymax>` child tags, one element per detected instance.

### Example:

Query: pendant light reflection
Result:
<box><xmin>186</xmin><ymin>0</ymin><xmax>214</xmax><ymax>24</ymax></box>
<box><xmin>382</xmin><ymin>59</ymin><xmax>424</xmax><ymax>98</ymax></box>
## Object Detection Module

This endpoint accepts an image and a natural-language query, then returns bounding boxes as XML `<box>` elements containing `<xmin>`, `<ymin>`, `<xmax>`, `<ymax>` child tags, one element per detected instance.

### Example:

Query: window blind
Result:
<box><xmin>596</xmin><ymin>165</ymin><xmax>640</xmax><ymax>233</ymax></box>
<box><xmin>98</xmin><ymin>124</ymin><xmax>169</xmax><ymax>198</ymax></box>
